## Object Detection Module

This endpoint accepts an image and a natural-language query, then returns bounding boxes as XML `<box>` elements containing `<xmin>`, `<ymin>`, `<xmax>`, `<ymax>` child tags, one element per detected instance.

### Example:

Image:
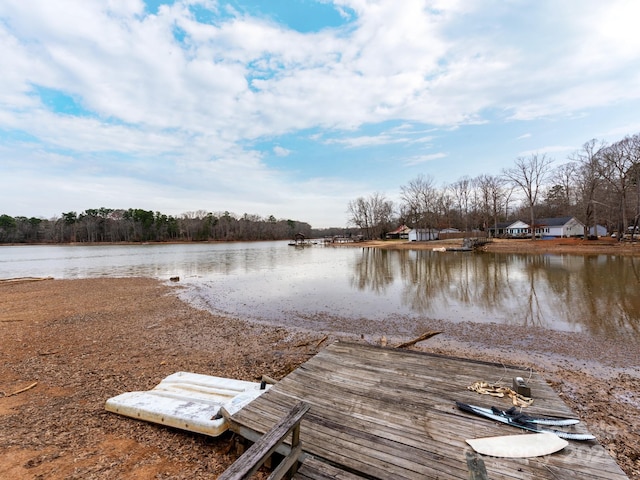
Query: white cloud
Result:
<box><xmin>4</xmin><ymin>1</ymin><xmax>638</xmax><ymax>135</ymax></box>
<box><xmin>517</xmin><ymin>146</ymin><xmax>575</xmax><ymax>158</ymax></box>
<box><xmin>601</xmin><ymin>123</ymin><xmax>640</xmax><ymax>140</ymax></box>
<box><xmin>575</xmin><ymin>0</ymin><xmax>640</xmax><ymax>65</ymax></box>
<box><xmin>1</xmin><ymin>0</ymin><xmax>639</xmax><ymax>227</ymax></box>
<box><xmin>326</xmin><ymin>133</ymin><xmax>406</xmax><ymax>148</ymax></box>
<box><xmin>273</xmin><ymin>146</ymin><xmax>290</xmax><ymax>156</ymax></box>
<box><xmin>404</xmin><ymin>153</ymin><xmax>447</xmax><ymax>166</ymax></box>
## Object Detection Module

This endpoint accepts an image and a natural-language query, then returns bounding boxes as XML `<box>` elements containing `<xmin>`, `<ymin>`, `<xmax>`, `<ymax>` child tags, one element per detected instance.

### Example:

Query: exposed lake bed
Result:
<box><xmin>1</xmin><ymin>276</ymin><xmax>639</xmax><ymax>478</ymax></box>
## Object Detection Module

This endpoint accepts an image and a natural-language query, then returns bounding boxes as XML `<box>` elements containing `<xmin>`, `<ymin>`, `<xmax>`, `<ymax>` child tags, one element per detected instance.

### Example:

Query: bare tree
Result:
<box><xmin>502</xmin><ymin>153</ymin><xmax>553</xmax><ymax>240</ymax></box>
<box><xmin>627</xmin><ymin>134</ymin><xmax>640</xmax><ymax>237</ymax></box>
<box><xmin>475</xmin><ymin>174</ymin><xmax>507</xmax><ymax>236</ymax></box>
<box><xmin>598</xmin><ymin>137</ymin><xmax>637</xmax><ymax>236</ymax></box>
<box><xmin>347</xmin><ymin>198</ymin><xmax>370</xmax><ymax>237</ymax></box>
<box><xmin>551</xmin><ymin>162</ymin><xmax>578</xmax><ymax>213</ymax></box>
<box><xmin>437</xmin><ymin>190</ymin><xmax>455</xmax><ymax>230</ymax></box>
<box><xmin>503</xmin><ymin>185</ymin><xmax>515</xmax><ymax>220</ymax></box>
<box><xmin>399</xmin><ymin>175</ymin><xmax>438</xmax><ymax>232</ymax></box>
<box><xmin>450</xmin><ymin>177</ymin><xmax>472</xmax><ymax>232</ymax></box>
<box><xmin>347</xmin><ymin>192</ymin><xmax>394</xmax><ymax>240</ymax></box>
<box><xmin>570</xmin><ymin>139</ymin><xmax>605</xmax><ymax>237</ymax></box>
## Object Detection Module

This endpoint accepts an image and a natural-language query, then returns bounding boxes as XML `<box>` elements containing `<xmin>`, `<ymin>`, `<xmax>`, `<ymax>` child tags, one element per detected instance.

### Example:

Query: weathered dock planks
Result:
<box><xmin>228</xmin><ymin>341</ymin><xmax>628</xmax><ymax>479</ymax></box>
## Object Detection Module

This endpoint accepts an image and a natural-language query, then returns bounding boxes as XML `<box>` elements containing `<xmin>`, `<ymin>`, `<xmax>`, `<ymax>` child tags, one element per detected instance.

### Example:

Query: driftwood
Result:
<box><xmin>3</xmin><ymin>381</ymin><xmax>38</xmax><ymax>398</ymax></box>
<box><xmin>294</xmin><ymin>335</ymin><xmax>328</xmax><ymax>349</ymax></box>
<box><xmin>0</xmin><ymin>277</ymin><xmax>53</xmax><ymax>284</ymax></box>
<box><xmin>394</xmin><ymin>331</ymin><xmax>442</xmax><ymax>349</ymax></box>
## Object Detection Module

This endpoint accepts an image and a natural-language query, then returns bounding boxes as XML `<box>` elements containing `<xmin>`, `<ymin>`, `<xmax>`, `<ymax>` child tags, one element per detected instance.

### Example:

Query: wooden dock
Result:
<box><xmin>228</xmin><ymin>341</ymin><xmax>628</xmax><ymax>479</ymax></box>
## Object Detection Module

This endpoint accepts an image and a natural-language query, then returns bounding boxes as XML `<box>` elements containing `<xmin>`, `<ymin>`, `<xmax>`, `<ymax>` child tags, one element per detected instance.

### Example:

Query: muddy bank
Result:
<box><xmin>1</xmin><ymin>278</ymin><xmax>638</xmax><ymax>478</ymax></box>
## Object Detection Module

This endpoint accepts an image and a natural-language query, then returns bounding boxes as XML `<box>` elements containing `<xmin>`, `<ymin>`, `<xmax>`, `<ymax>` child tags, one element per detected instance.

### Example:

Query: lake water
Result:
<box><xmin>1</xmin><ymin>242</ymin><xmax>638</xmax><ymax>339</ymax></box>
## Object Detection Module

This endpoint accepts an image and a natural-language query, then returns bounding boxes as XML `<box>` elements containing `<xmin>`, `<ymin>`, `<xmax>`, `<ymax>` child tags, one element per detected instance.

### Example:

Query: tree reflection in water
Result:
<box><xmin>349</xmin><ymin>248</ymin><xmax>640</xmax><ymax>339</ymax></box>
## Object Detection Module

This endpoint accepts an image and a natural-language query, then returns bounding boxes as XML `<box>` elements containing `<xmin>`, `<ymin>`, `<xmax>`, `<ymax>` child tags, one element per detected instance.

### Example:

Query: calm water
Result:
<box><xmin>1</xmin><ymin>242</ymin><xmax>638</xmax><ymax>339</ymax></box>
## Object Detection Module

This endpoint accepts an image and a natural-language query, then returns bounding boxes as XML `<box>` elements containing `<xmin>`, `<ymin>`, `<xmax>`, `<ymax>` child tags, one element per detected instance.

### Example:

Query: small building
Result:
<box><xmin>589</xmin><ymin>224</ymin><xmax>608</xmax><ymax>237</ymax></box>
<box><xmin>386</xmin><ymin>225</ymin><xmax>411</xmax><ymax>240</ymax></box>
<box><xmin>408</xmin><ymin>228</ymin><xmax>439</xmax><ymax>241</ymax></box>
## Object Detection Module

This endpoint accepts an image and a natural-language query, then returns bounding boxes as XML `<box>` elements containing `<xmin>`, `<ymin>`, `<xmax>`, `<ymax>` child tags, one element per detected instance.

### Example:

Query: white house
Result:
<box><xmin>505</xmin><ymin>217</ymin><xmax>585</xmax><ymax>238</ymax></box>
<box><xmin>535</xmin><ymin>217</ymin><xmax>585</xmax><ymax>237</ymax></box>
<box><xmin>488</xmin><ymin>222</ymin><xmax>515</xmax><ymax>237</ymax></box>
<box><xmin>505</xmin><ymin>220</ymin><xmax>531</xmax><ymax>237</ymax></box>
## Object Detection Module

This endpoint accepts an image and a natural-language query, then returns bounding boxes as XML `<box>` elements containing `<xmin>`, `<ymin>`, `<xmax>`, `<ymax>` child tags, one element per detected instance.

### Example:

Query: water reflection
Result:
<box><xmin>351</xmin><ymin>248</ymin><xmax>639</xmax><ymax>338</ymax></box>
<box><xmin>2</xmin><ymin>243</ymin><xmax>639</xmax><ymax>339</ymax></box>
<box><xmin>350</xmin><ymin>248</ymin><xmax>395</xmax><ymax>293</ymax></box>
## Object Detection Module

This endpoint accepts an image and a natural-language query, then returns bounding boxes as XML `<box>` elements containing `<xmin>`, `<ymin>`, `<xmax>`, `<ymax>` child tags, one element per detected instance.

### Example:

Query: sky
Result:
<box><xmin>1</xmin><ymin>1</ymin><xmax>640</xmax><ymax>228</ymax></box>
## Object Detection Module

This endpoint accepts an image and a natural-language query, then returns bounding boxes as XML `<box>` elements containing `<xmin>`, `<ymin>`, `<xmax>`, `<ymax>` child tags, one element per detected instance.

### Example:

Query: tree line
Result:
<box><xmin>348</xmin><ymin>132</ymin><xmax>640</xmax><ymax>240</ymax></box>
<box><xmin>0</xmin><ymin>208</ymin><xmax>315</xmax><ymax>244</ymax></box>
<box><xmin>5</xmin><ymin>132</ymin><xmax>638</xmax><ymax>244</ymax></box>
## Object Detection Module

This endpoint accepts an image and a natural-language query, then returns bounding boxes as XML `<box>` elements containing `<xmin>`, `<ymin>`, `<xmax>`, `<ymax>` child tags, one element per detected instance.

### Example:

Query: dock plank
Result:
<box><xmin>229</xmin><ymin>341</ymin><xmax>627</xmax><ymax>480</ymax></box>
<box><xmin>294</xmin><ymin>456</ymin><xmax>368</xmax><ymax>479</ymax></box>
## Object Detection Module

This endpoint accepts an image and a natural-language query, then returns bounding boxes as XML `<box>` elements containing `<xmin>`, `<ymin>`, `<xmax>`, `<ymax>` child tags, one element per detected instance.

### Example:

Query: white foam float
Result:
<box><xmin>105</xmin><ymin>371</ymin><xmax>270</xmax><ymax>437</ymax></box>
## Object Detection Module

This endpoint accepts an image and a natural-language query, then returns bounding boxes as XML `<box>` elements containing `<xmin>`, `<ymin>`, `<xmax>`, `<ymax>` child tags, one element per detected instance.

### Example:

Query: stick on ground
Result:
<box><xmin>5</xmin><ymin>381</ymin><xmax>38</xmax><ymax>397</ymax></box>
<box><xmin>394</xmin><ymin>331</ymin><xmax>442</xmax><ymax>349</ymax></box>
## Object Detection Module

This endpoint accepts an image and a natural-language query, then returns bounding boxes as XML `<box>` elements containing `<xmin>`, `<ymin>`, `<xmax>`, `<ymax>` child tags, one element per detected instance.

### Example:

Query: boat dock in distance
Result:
<box><xmin>224</xmin><ymin>341</ymin><xmax>627</xmax><ymax>479</ymax></box>
<box><xmin>288</xmin><ymin>235</ymin><xmax>364</xmax><ymax>246</ymax></box>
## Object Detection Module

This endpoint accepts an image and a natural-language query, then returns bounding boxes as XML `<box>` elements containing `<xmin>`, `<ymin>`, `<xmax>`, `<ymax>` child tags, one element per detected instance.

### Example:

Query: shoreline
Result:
<box><xmin>342</xmin><ymin>237</ymin><xmax>640</xmax><ymax>256</ymax></box>
<box><xmin>4</xmin><ymin>236</ymin><xmax>640</xmax><ymax>256</ymax></box>
<box><xmin>1</xmin><ymin>278</ymin><xmax>639</xmax><ymax>478</ymax></box>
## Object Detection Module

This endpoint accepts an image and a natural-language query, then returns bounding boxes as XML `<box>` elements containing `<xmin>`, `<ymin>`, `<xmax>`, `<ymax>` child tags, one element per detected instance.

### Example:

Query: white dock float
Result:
<box><xmin>105</xmin><ymin>371</ymin><xmax>270</xmax><ymax>437</ymax></box>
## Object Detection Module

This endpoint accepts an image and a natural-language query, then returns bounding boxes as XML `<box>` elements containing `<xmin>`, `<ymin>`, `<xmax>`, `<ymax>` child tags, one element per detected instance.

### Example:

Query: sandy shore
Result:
<box><xmin>1</xmin><ymin>275</ymin><xmax>639</xmax><ymax>479</ymax></box>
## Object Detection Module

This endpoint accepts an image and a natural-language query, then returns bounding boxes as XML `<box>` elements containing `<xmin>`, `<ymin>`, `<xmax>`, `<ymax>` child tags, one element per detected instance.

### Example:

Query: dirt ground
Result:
<box><xmin>0</xmin><ymin>278</ymin><xmax>321</xmax><ymax>479</ymax></box>
<box><xmin>1</xmin><ymin>239</ymin><xmax>639</xmax><ymax>479</ymax></box>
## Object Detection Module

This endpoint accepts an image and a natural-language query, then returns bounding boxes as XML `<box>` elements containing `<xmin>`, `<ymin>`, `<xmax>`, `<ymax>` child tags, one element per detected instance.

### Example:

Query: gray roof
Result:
<box><xmin>490</xmin><ymin>222</ymin><xmax>513</xmax><ymax>229</ymax></box>
<box><xmin>534</xmin><ymin>217</ymin><xmax>576</xmax><ymax>227</ymax></box>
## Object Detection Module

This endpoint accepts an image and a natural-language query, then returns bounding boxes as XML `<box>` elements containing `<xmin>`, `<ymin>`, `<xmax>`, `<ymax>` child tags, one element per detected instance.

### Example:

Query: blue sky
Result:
<box><xmin>1</xmin><ymin>0</ymin><xmax>639</xmax><ymax>228</ymax></box>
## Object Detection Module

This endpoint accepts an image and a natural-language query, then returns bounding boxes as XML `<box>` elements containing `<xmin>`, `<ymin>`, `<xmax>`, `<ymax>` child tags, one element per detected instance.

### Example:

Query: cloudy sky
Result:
<box><xmin>1</xmin><ymin>0</ymin><xmax>639</xmax><ymax>228</ymax></box>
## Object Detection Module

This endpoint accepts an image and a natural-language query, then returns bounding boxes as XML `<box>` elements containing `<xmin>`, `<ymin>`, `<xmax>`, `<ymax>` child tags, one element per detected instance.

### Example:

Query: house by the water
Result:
<box><xmin>489</xmin><ymin>216</ymin><xmax>587</xmax><ymax>238</ymax></box>
<box><xmin>397</xmin><ymin>217</ymin><xmax>597</xmax><ymax>242</ymax></box>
